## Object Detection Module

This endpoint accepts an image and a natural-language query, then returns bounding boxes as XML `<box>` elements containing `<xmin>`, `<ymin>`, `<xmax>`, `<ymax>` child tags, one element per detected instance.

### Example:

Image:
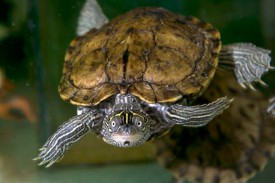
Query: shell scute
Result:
<box><xmin>70</xmin><ymin>48</ymin><xmax>108</xmax><ymax>89</ymax></box>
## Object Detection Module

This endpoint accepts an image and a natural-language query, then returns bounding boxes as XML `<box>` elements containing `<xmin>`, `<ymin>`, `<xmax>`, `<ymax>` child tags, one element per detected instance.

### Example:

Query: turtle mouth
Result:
<box><xmin>111</xmin><ymin>133</ymin><xmax>144</xmax><ymax>147</ymax></box>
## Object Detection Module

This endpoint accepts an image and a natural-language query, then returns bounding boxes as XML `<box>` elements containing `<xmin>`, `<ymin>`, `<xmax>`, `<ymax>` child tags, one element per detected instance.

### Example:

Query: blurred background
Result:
<box><xmin>0</xmin><ymin>0</ymin><xmax>274</xmax><ymax>182</ymax></box>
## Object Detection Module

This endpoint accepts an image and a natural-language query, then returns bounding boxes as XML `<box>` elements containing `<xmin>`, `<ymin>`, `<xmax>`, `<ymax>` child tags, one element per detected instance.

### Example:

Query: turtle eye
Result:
<box><xmin>136</xmin><ymin>121</ymin><xmax>142</xmax><ymax>127</ymax></box>
<box><xmin>109</xmin><ymin>117</ymin><xmax>120</xmax><ymax>132</ymax></box>
<box><xmin>132</xmin><ymin>115</ymin><xmax>144</xmax><ymax>128</ymax></box>
<box><xmin>111</xmin><ymin>121</ymin><xmax>116</xmax><ymax>127</ymax></box>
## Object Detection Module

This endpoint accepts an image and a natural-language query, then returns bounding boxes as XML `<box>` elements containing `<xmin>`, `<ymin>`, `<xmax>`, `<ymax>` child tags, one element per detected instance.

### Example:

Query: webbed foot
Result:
<box><xmin>34</xmin><ymin>109</ymin><xmax>102</xmax><ymax>167</ymax></box>
<box><xmin>219</xmin><ymin>43</ymin><xmax>273</xmax><ymax>90</ymax></box>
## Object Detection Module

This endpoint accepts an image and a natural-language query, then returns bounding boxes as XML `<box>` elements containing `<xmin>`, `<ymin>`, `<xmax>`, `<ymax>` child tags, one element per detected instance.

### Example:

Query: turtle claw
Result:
<box><xmin>45</xmin><ymin>161</ymin><xmax>55</xmax><ymax>168</ymax></box>
<box><xmin>239</xmin><ymin>82</ymin><xmax>247</xmax><ymax>89</ymax></box>
<box><xmin>32</xmin><ymin>157</ymin><xmax>41</xmax><ymax>161</ymax></box>
<box><xmin>38</xmin><ymin>159</ymin><xmax>48</xmax><ymax>166</ymax></box>
<box><xmin>34</xmin><ymin>134</ymin><xmax>67</xmax><ymax>167</ymax></box>
<box><xmin>247</xmin><ymin>83</ymin><xmax>257</xmax><ymax>91</ymax></box>
<box><xmin>39</xmin><ymin>147</ymin><xmax>46</xmax><ymax>151</ymax></box>
<box><xmin>239</xmin><ymin>82</ymin><xmax>257</xmax><ymax>91</ymax></box>
<box><xmin>34</xmin><ymin>146</ymin><xmax>64</xmax><ymax>167</ymax></box>
<box><xmin>238</xmin><ymin>79</ymin><xmax>269</xmax><ymax>91</ymax></box>
<box><xmin>257</xmin><ymin>79</ymin><xmax>268</xmax><ymax>87</ymax></box>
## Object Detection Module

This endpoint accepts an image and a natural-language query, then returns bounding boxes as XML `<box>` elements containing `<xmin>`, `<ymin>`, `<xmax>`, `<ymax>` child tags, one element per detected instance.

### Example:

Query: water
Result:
<box><xmin>0</xmin><ymin>0</ymin><xmax>274</xmax><ymax>182</ymax></box>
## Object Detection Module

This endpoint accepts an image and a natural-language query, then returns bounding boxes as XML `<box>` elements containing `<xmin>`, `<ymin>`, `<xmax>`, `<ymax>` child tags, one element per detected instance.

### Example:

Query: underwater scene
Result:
<box><xmin>0</xmin><ymin>0</ymin><xmax>274</xmax><ymax>183</ymax></box>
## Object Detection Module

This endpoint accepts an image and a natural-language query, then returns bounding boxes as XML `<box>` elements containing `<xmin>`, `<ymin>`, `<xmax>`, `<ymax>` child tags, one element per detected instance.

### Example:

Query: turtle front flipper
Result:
<box><xmin>34</xmin><ymin>108</ymin><xmax>103</xmax><ymax>167</ymax></box>
<box><xmin>164</xmin><ymin>97</ymin><xmax>232</xmax><ymax>127</ymax></box>
<box><xmin>218</xmin><ymin>43</ymin><xmax>273</xmax><ymax>90</ymax></box>
<box><xmin>77</xmin><ymin>0</ymin><xmax>108</xmax><ymax>36</ymax></box>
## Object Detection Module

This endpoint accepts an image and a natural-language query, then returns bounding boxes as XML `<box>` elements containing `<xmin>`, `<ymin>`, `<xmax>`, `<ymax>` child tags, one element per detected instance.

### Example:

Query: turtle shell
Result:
<box><xmin>156</xmin><ymin>70</ymin><xmax>275</xmax><ymax>183</ymax></box>
<box><xmin>59</xmin><ymin>7</ymin><xmax>221</xmax><ymax>106</ymax></box>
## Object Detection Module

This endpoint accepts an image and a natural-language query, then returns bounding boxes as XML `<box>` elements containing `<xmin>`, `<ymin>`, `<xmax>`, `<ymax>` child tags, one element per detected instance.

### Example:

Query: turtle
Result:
<box><xmin>156</xmin><ymin>70</ymin><xmax>275</xmax><ymax>183</ymax></box>
<box><xmin>34</xmin><ymin>0</ymin><xmax>273</xmax><ymax>167</ymax></box>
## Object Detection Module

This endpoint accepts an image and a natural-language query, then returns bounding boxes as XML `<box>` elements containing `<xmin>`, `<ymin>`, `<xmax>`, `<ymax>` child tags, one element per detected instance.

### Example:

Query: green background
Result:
<box><xmin>0</xmin><ymin>0</ymin><xmax>274</xmax><ymax>182</ymax></box>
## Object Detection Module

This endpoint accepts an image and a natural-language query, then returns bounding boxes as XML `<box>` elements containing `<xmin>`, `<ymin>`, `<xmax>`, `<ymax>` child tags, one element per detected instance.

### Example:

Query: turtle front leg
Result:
<box><xmin>162</xmin><ymin>97</ymin><xmax>232</xmax><ymax>127</ymax></box>
<box><xmin>77</xmin><ymin>0</ymin><xmax>108</xmax><ymax>36</ymax></box>
<box><xmin>218</xmin><ymin>43</ymin><xmax>273</xmax><ymax>90</ymax></box>
<box><xmin>34</xmin><ymin>107</ymin><xmax>103</xmax><ymax>167</ymax></box>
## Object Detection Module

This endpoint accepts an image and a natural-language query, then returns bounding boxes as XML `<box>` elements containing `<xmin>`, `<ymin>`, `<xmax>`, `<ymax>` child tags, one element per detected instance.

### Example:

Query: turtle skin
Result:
<box><xmin>156</xmin><ymin>70</ymin><xmax>275</xmax><ymax>183</ymax></box>
<box><xmin>59</xmin><ymin>7</ymin><xmax>220</xmax><ymax>106</ymax></box>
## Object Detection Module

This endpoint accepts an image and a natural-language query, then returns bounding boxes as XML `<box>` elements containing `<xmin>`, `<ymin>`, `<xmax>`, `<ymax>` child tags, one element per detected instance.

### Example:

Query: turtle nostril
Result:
<box><xmin>124</xmin><ymin>141</ymin><xmax>130</xmax><ymax>146</ymax></box>
<box><xmin>125</xmin><ymin>124</ymin><xmax>130</xmax><ymax>128</ymax></box>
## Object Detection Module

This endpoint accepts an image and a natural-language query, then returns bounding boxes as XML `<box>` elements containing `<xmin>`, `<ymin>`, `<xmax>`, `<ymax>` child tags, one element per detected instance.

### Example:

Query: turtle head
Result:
<box><xmin>102</xmin><ymin>109</ymin><xmax>151</xmax><ymax>147</ymax></box>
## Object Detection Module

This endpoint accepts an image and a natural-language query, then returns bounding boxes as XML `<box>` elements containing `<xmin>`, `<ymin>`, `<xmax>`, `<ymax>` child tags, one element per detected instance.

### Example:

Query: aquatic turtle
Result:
<box><xmin>35</xmin><ymin>0</ymin><xmax>272</xmax><ymax>167</ymax></box>
<box><xmin>156</xmin><ymin>70</ymin><xmax>275</xmax><ymax>183</ymax></box>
